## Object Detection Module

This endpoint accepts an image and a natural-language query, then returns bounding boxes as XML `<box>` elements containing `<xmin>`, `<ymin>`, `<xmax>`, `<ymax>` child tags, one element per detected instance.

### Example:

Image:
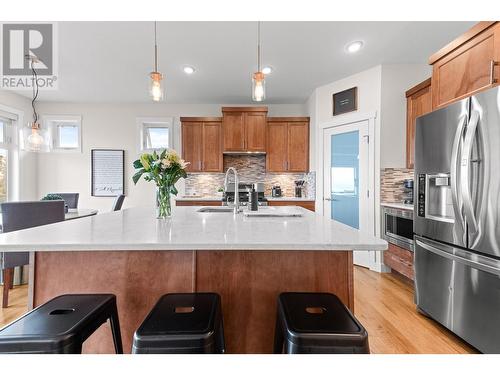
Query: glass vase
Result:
<box><xmin>156</xmin><ymin>185</ymin><xmax>172</xmax><ymax>219</ymax></box>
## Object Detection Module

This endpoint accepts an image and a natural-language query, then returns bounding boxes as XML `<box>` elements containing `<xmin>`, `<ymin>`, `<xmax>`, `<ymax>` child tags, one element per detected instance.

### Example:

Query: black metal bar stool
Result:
<box><xmin>273</xmin><ymin>292</ymin><xmax>370</xmax><ymax>354</ymax></box>
<box><xmin>132</xmin><ymin>293</ymin><xmax>225</xmax><ymax>354</ymax></box>
<box><xmin>0</xmin><ymin>294</ymin><xmax>123</xmax><ymax>354</ymax></box>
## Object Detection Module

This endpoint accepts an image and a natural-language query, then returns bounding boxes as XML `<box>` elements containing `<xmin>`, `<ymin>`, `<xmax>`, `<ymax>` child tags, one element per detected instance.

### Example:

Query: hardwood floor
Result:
<box><xmin>0</xmin><ymin>269</ymin><xmax>479</xmax><ymax>353</ymax></box>
<box><xmin>354</xmin><ymin>266</ymin><xmax>478</xmax><ymax>354</ymax></box>
<box><xmin>0</xmin><ymin>285</ymin><xmax>28</xmax><ymax>327</ymax></box>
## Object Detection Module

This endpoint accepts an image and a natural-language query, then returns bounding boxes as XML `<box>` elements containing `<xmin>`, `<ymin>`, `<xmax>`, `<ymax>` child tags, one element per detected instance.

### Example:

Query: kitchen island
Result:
<box><xmin>0</xmin><ymin>206</ymin><xmax>386</xmax><ymax>353</ymax></box>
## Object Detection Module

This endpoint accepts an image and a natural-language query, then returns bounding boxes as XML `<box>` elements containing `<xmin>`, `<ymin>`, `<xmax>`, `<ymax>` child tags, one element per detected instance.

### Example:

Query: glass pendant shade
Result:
<box><xmin>149</xmin><ymin>71</ymin><xmax>164</xmax><ymax>102</ymax></box>
<box><xmin>252</xmin><ymin>71</ymin><xmax>266</xmax><ymax>102</ymax></box>
<box><xmin>22</xmin><ymin>122</ymin><xmax>50</xmax><ymax>152</ymax></box>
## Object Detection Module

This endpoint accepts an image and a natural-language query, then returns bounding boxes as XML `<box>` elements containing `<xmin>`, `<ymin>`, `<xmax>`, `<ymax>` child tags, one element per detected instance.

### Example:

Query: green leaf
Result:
<box><xmin>170</xmin><ymin>185</ymin><xmax>178</xmax><ymax>195</ymax></box>
<box><xmin>160</xmin><ymin>149</ymin><xmax>166</xmax><ymax>160</ymax></box>
<box><xmin>132</xmin><ymin>169</ymin><xmax>144</xmax><ymax>185</ymax></box>
<box><xmin>133</xmin><ymin>159</ymin><xmax>143</xmax><ymax>169</ymax></box>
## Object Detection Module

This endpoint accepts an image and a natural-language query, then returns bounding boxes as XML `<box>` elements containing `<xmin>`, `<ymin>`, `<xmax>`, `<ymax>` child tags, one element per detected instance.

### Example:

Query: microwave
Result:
<box><xmin>382</xmin><ymin>206</ymin><xmax>414</xmax><ymax>251</ymax></box>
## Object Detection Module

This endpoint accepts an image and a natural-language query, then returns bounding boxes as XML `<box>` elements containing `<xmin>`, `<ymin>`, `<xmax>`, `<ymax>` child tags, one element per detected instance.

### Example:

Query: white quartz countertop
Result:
<box><xmin>381</xmin><ymin>202</ymin><xmax>414</xmax><ymax>211</ymax></box>
<box><xmin>0</xmin><ymin>206</ymin><xmax>387</xmax><ymax>252</ymax></box>
<box><xmin>176</xmin><ymin>196</ymin><xmax>223</xmax><ymax>201</ymax></box>
<box><xmin>265</xmin><ymin>197</ymin><xmax>315</xmax><ymax>201</ymax></box>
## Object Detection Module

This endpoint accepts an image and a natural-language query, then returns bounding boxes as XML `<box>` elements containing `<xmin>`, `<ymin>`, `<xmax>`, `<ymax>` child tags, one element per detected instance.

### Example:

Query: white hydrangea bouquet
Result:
<box><xmin>133</xmin><ymin>149</ymin><xmax>189</xmax><ymax>218</ymax></box>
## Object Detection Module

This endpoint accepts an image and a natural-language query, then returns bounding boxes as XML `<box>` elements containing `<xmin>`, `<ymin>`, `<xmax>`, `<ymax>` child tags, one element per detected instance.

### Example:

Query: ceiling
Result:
<box><xmin>16</xmin><ymin>21</ymin><xmax>475</xmax><ymax>104</ymax></box>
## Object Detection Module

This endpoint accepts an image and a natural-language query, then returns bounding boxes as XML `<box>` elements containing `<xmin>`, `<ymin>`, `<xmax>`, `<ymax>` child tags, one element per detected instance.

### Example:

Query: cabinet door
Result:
<box><xmin>181</xmin><ymin>122</ymin><xmax>203</xmax><ymax>172</ymax></box>
<box><xmin>432</xmin><ymin>24</ymin><xmax>500</xmax><ymax>108</ymax></box>
<box><xmin>266</xmin><ymin>122</ymin><xmax>288</xmax><ymax>172</ymax></box>
<box><xmin>407</xmin><ymin>84</ymin><xmax>432</xmax><ymax>169</ymax></box>
<box><xmin>202</xmin><ymin>121</ymin><xmax>223</xmax><ymax>172</ymax></box>
<box><xmin>222</xmin><ymin>112</ymin><xmax>245</xmax><ymax>151</ymax></box>
<box><xmin>287</xmin><ymin>122</ymin><xmax>309</xmax><ymax>172</ymax></box>
<box><xmin>245</xmin><ymin>112</ymin><xmax>266</xmax><ymax>152</ymax></box>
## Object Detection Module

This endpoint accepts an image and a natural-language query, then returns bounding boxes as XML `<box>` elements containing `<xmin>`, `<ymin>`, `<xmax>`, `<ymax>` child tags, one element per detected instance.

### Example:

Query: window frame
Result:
<box><xmin>136</xmin><ymin>117</ymin><xmax>174</xmax><ymax>152</ymax></box>
<box><xmin>43</xmin><ymin>115</ymin><xmax>82</xmax><ymax>153</ymax></box>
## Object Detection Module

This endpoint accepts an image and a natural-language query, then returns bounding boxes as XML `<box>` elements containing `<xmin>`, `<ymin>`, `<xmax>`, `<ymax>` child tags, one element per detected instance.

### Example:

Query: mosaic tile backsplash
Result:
<box><xmin>184</xmin><ymin>155</ymin><xmax>316</xmax><ymax>199</ymax></box>
<box><xmin>380</xmin><ymin>168</ymin><xmax>414</xmax><ymax>203</ymax></box>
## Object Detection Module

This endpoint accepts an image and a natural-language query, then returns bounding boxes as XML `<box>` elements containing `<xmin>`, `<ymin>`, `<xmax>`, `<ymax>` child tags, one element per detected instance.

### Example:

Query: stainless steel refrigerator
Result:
<box><xmin>414</xmin><ymin>86</ymin><xmax>500</xmax><ymax>353</ymax></box>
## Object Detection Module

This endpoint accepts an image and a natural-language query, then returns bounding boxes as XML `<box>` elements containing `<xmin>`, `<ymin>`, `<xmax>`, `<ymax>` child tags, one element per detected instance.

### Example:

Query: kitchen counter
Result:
<box><xmin>0</xmin><ymin>205</ymin><xmax>386</xmax><ymax>354</ymax></box>
<box><xmin>175</xmin><ymin>196</ymin><xmax>223</xmax><ymax>201</ymax></box>
<box><xmin>265</xmin><ymin>196</ymin><xmax>315</xmax><ymax>201</ymax></box>
<box><xmin>0</xmin><ymin>206</ymin><xmax>386</xmax><ymax>252</ymax></box>
<box><xmin>381</xmin><ymin>202</ymin><xmax>414</xmax><ymax>211</ymax></box>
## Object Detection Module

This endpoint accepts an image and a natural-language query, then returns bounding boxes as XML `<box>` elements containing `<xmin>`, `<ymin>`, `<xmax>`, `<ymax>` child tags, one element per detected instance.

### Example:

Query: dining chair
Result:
<box><xmin>111</xmin><ymin>195</ymin><xmax>125</xmax><ymax>211</ymax></box>
<box><xmin>1</xmin><ymin>200</ymin><xmax>65</xmax><ymax>308</ymax></box>
<box><xmin>49</xmin><ymin>193</ymin><xmax>79</xmax><ymax>209</ymax></box>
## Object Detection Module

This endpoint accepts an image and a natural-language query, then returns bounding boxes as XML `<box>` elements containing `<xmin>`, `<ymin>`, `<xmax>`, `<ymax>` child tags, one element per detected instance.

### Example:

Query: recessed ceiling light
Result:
<box><xmin>262</xmin><ymin>66</ymin><xmax>273</xmax><ymax>75</ymax></box>
<box><xmin>345</xmin><ymin>41</ymin><xmax>364</xmax><ymax>54</ymax></box>
<box><xmin>183</xmin><ymin>66</ymin><xmax>195</xmax><ymax>74</ymax></box>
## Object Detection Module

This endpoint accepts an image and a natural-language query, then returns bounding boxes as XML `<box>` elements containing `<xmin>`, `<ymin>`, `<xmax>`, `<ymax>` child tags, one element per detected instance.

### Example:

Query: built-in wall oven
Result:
<box><xmin>382</xmin><ymin>206</ymin><xmax>414</xmax><ymax>251</ymax></box>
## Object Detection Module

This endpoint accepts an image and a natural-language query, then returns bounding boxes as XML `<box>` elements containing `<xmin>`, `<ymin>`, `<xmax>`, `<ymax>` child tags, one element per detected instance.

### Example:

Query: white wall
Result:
<box><xmin>0</xmin><ymin>91</ymin><xmax>38</xmax><ymax>200</ymax></box>
<box><xmin>35</xmin><ymin>102</ymin><xmax>307</xmax><ymax>212</ymax></box>
<box><xmin>380</xmin><ymin>64</ymin><xmax>431</xmax><ymax>168</ymax></box>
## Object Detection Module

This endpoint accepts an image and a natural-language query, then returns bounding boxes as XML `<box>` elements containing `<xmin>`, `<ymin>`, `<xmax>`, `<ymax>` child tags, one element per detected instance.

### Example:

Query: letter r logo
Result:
<box><xmin>2</xmin><ymin>23</ymin><xmax>53</xmax><ymax>75</ymax></box>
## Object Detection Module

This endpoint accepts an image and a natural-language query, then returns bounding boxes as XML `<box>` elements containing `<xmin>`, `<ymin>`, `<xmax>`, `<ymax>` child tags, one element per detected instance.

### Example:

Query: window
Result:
<box><xmin>44</xmin><ymin>115</ymin><xmax>82</xmax><ymax>152</ymax></box>
<box><xmin>137</xmin><ymin>117</ymin><xmax>174</xmax><ymax>151</ymax></box>
<box><xmin>0</xmin><ymin>109</ymin><xmax>18</xmax><ymax>204</ymax></box>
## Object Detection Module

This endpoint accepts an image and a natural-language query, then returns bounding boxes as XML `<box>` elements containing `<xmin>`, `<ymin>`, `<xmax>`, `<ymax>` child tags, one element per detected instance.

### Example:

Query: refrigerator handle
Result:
<box><xmin>450</xmin><ymin>115</ymin><xmax>467</xmax><ymax>234</ymax></box>
<box><xmin>416</xmin><ymin>237</ymin><xmax>500</xmax><ymax>276</ymax></box>
<box><xmin>460</xmin><ymin>110</ymin><xmax>480</xmax><ymax>235</ymax></box>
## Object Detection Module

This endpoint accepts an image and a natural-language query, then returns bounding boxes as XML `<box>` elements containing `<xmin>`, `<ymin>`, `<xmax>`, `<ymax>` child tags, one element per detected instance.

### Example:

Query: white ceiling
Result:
<box><xmin>17</xmin><ymin>21</ymin><xmax>475</xmax><ymax>104</ymax></box>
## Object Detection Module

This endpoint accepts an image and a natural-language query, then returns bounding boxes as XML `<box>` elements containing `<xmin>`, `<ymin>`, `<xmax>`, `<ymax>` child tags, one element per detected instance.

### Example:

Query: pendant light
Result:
<box><xmin>149</xmin><ymin>21</ymin><xmax>164</xmax><ymax>102</ymax></box>
<box><xmin>22</xmin><ymin>57</ymin><xmax>50</xmax><ymax>152</ymax></box>
<box><xmin>252</xmin><ymin>21</ymin><xmax>266</xmax><ymax>102</ymax></box>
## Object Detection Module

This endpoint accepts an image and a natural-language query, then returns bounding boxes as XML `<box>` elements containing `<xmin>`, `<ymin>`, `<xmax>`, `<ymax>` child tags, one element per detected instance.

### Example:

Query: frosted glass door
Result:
<box><xmin>331</xmin><ymin>131</ymin><xmax>359</xmax><ymax>229</ymax></box>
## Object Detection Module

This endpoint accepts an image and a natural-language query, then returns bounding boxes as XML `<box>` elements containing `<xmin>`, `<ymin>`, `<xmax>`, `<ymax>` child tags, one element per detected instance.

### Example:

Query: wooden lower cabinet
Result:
<box><xmin>383</xmin><ymin>243</ymin><xmax>414</xmax><ymax>281</ymax></box>
<box><xmin>176</xmin><ymin>200</ymin><xmax>222</xmax><ymax>206</ymax></box>
<box><xmin>268</xmin><ymin>200</ymin><xmax>315</xmax><ymax>212</ymax></box>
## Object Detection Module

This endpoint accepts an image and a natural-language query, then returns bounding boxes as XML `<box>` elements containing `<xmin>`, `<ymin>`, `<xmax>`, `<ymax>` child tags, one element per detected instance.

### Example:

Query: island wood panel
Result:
<box><xmin>267</xmin><ymin>200</ymin><xmax>315</xmax><ymax>212</ymax></box>
<box><xmin>33</xmin><ymin>251</ymin><xmax>195</xmax><ymax>354</ymax></box>
<box><xmin>195</xmin><ymin>250</ymin><xmax>353</xmax><ymax>353</ymax></box>
<box><xmin>32</xmin><ymin>249</ymin><xmax>353</xmax><ymax>354</ymax></box>
<box><xmin>202</xmin><ymin>121</ymin><xmax>223</xmax><ymax>172</ymax></box>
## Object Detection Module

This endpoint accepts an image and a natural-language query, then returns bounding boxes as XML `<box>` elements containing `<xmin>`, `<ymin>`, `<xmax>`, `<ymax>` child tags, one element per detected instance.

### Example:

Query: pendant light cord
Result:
<box><xmin>30</xmin><ymin>58</ymin><xmax>39</xmax><ymax>124</ymax></box>
<box><xmin>257</xmin><ymin>21</ymin><xmax>261</xmax><ymax>72</ymax></box>
<box><xmin>154</xmin><ymin>21</ymin><xmax>158</xmax><ymax>72</ymax></box>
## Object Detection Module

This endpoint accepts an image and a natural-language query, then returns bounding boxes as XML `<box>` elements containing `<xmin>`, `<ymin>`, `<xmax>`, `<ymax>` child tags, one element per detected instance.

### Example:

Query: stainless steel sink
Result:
<box><xmin>197</xmin><ymin>207</ymin><xmax>234</xmax><ymax>213</ymax></box>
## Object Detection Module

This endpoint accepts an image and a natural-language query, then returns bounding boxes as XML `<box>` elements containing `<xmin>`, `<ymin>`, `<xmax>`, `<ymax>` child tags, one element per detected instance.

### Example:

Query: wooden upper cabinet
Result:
<box><xmin>406</xmin><ymin>79</ymin><xmax>432</xmax><ymax>169</ymax></box>
<box><xmin>266</xmin><ymin>122</ymin><xmax>288</xmax><ymax>172</ymax></box>
<box><xmin>430</xmin><ymin>22</ymin><xmax>500</xmax><ymax>109</ymax></box>
<box><xmin>181</xmin><ymin>117</ymin><xmax>222</xmax><ymax>173</ymax></box>
<box><xmin>244</xmin><ymin>112</ymin><xmax>267</xmax><ymax>152</ymax></box>
<box><xmin>222</xmin><ymin>112</ymin><xmax>245</xmax><ymax>151</ymax></box>
<box><xmin>181</xmin><ymin>121</ymin><xmax>203</xmax><ymax>172</ymax></box>
<box><xmin>287</xmin><ymin>122</ymin><xmax>309</xmax><ymax>172</ymax></box>
<box><xmin>222</xmin><ymin>107</ymin><xmax>268</xmax><ymax>152</ymax></box>
<box><xmin>266</xmin><ymin>117</ymin><xmax>310</xmax><ymax>173</ymax></box>
<box><xmin>202</xmin><ymin>121</ymin><xmax>223</xmax><ymax>172</ymax></box>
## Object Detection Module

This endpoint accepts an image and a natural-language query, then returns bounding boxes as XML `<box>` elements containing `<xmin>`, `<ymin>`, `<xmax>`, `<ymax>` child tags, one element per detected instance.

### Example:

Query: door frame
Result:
<box><xmin>317</xmin><ymin>111</ymin><xmax>385</xmax><ymax>272</ymax></box>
